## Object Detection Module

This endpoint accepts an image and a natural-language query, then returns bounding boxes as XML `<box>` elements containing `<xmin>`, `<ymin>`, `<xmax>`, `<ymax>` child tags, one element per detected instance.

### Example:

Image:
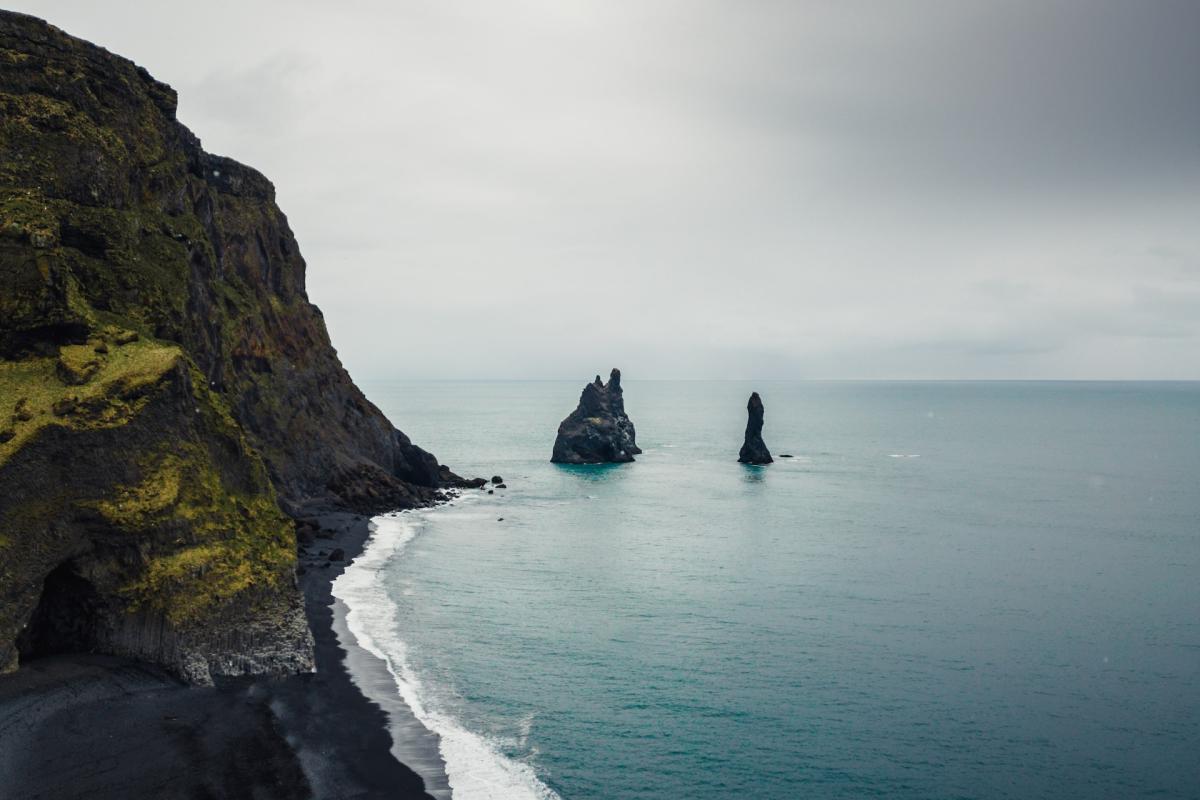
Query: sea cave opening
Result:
<box><xmin>16</xmin><ymin>561</ymin><xmax>103</xmax><ymax>663</ymax></box>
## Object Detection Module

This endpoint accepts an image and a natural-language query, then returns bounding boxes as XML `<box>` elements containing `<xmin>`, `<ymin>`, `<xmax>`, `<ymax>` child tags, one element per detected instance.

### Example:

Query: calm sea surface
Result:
<box><xmin>346</xmin><ymin>381</ymin><xmax>1200</xmax><ymax>800</ymax></box>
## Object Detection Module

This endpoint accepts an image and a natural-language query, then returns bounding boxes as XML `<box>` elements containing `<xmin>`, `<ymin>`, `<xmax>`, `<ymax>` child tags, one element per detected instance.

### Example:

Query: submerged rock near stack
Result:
<box><xmin>738</xmin><ymin>392</ymin><xmax>773</xmax><ymax>464</ymax></box>
<box><xmin>0</xmin><ymin>11</ymin><xmax>478</xmax><ymax>684</ymax></box>
<box><xmin>551</xmin><ymin>368</ymin><xmax>642</xmax><ymax>463</ymax></box>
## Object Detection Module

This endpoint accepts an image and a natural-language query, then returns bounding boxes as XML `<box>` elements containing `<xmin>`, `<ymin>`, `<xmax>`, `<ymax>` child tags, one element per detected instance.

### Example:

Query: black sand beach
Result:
<box><xmin>0</xmin><ymin>512</ymin><xmax>446</xmax><ymax>800</ymax></box>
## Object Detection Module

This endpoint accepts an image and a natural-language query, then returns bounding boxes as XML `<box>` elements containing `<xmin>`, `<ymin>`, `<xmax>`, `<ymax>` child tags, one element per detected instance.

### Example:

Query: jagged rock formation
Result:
<box><xmin>551</xmin><ymin>368</ymin><xmax>642</xmax><ymax>463</ymax></box>
<box><xmin>0</xmin><ymin>11</ymin><xmax>478</xmax><ymax>683</ymax></box>
<box><xmin>738</xmin><ymin>392</ymin><xmax>772</xmax><ymax>464</ymax></box>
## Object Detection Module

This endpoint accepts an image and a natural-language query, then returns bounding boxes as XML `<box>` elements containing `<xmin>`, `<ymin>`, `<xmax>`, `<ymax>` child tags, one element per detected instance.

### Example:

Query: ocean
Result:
<box><xmin>335</xmin><ymin>380</ymin><xmax>1200</xmax><ymax>799</ymax></box>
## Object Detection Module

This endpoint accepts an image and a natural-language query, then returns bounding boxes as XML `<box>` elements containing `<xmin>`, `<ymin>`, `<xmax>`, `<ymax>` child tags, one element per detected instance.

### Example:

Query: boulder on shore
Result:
<box><xmin>551</xmin><ymin>369</ymin><xmax>642</xmax><ymax>464</ymax></box>
<box><xmin>738</xmin><ymin>392</ymin><xmax>773</xmax><ymax>464</ymax></box>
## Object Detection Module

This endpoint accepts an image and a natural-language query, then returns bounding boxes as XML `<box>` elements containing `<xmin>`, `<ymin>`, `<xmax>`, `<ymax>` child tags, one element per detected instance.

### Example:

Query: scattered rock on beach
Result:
<box><xmin>491</xmin><ymin>475</ymin><xmax>504</xmax><ymax>484</ymax></box>
<box><xmin>329</xmin><ymin>548</ymin><xmax>345</xmax><ymax>562</ymax></box>
<box><xmin>295</xmin><ymin>519</ymin><xmax>319</xmax><ymax>544</ymax></box>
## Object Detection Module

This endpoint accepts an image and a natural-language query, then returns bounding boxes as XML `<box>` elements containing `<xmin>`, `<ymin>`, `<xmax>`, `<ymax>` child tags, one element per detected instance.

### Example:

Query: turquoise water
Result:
<box><xmin>355</xmin><ymin>381</ymin><xmax>1200</xmax><ymax>799</ymax></box>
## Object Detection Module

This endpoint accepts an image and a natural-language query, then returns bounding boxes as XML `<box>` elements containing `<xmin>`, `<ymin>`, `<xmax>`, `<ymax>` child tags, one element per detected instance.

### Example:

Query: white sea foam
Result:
<box><xmin>332</xmin><ymin>510</ymin><xmax>561</xmax><ymax>800</ymax></box>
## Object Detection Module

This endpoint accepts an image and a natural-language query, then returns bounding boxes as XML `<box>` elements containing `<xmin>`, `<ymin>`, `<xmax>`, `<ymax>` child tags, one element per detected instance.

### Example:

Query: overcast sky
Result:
<box><xmin>14</xmin><ymin>1</ymin><xmax>1200</xmax><ymax>379</ymax></box>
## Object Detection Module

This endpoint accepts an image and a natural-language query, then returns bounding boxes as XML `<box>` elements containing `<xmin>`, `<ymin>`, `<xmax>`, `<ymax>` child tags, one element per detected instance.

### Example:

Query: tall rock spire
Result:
<box><xmin>738</xmin><ymin>392</ymin><xmax>773</xmax><ymax>464</ymax></box>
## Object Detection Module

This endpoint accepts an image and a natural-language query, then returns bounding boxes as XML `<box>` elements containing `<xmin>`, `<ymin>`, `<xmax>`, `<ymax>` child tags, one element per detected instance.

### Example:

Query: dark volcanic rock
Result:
<box><xmin>738</xmin><ymin>392</ymin><xmax>773</xmax><ymax>464</ymax></box>
<box><xmin>441</xmin><ymin>465</ymin><xmax>485</xmax><ymax>491</ymax></box>
<box><xmin>551</xmin><ymin>368</ymin><xmax>642</xmax><ymax>464</ymax></box>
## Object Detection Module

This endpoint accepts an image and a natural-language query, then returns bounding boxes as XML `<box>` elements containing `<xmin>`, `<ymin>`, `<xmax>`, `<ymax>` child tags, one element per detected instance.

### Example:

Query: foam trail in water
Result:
<box><xmin>333</xmin><ymin>511</ymin><xmax>561</xmax><ymax>800</ymax></box>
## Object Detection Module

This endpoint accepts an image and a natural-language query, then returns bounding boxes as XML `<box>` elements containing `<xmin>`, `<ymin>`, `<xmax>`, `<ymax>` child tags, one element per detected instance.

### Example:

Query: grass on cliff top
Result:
<box><xmin>0</xmin><ymin>337</ymin><xmax>181</xmax><ymax>467</ymax></box>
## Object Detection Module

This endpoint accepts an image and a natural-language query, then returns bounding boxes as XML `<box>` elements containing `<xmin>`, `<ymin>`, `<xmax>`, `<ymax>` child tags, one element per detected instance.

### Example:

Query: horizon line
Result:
<box><xmin>354</xmin><ymin>377</ymin><xmax>1200</xmax><ymax>384</ymax></box>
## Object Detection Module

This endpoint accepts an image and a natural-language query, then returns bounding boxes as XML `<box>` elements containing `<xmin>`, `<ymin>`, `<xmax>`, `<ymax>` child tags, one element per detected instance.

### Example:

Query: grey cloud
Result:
<box><xmin>1147</xmin><ymin>246</ymin><xmax>1200</xmax><ymax>278</ymax></box>
<box><xmin>8</xmin><ymin>0</ymin><xmax>1200</xmax><ymax>379</ymax></box>
<box><xmin>181</xmin><ymin>52</ymin><xmax>318</xmax><ymax>135</ymax></box>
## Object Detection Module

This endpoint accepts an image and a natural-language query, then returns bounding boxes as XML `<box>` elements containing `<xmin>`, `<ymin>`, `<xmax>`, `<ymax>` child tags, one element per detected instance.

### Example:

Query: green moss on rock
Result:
<box><xmin>0</xmin><ymin>337</ymin><xmax>181</xmax><ymax>465</ymax></box>
<box><xmin>105</xmin><ymin>445</ymin><xmax>295</xmax><ymax>626</ymax></box>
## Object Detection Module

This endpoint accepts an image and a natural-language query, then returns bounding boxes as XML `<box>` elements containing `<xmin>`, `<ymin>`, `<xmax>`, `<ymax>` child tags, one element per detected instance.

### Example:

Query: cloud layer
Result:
<box><xmin>14</xmin><ymin>0</ymin><xmax>1200</xmax><ymax>378</ymax></box>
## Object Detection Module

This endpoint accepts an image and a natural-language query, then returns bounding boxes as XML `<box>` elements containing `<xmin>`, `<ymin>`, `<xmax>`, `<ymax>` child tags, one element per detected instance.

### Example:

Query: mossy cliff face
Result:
<box><xmin>0</xmin><ymin>11</ymin><xmax>472</xmax><ymax>682</ymax></box>
<box><xmin>0</xmin><ymin>344</ymin><xmax>312</xmax><ymax>682</ymax></box>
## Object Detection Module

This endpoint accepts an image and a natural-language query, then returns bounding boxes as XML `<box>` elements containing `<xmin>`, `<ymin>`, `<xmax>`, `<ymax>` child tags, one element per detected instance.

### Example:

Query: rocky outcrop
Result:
<box><xmin>738</xmin><ymin>392</ymin><xmax>772</xmax><ymax>464</ymax></box>
<box><xmin>0</xmin><ymin>11</ymin><xmax>477</xmax><ymax>683</ymax></box>
<box><xmin>551</xmin><ymin>368</ymin><xmax>641</xmax><ymax>463</ymax></box>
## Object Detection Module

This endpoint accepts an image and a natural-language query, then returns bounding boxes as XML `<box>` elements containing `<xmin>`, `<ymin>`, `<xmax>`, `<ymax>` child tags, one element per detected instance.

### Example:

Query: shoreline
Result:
<box><xmin>0</xmin><ymin>508</ymin><xmax>448</xmax><ymax>800</ymax></box>
<box><xmin>341</xmin><ymin>506</ymin><xmax>564</xmax><ymax>800</ymax></box>
<box><xmin>325</xmin><ymin>514</ymin><xmax>452</xmax><ymax>800</ymax></box>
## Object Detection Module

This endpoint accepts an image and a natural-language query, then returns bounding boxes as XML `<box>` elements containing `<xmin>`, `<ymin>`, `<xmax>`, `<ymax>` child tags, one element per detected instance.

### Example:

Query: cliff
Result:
<box><xmin>0</xmin><ymin>11</ymin><xmax>475</xmax><ymax>683</ymax></box>
<box><xmin>551</xmin><ymin>368</ymin><xmax>641</xmax><ymax>463</ymax></box>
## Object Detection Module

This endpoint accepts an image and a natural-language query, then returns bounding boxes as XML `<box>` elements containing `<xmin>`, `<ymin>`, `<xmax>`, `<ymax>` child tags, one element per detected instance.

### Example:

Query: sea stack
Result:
<box><xmin>738</xmin><ymin>392</ymin><xmax>773</xmax><ymax>464</ymax></box>
<box><xmin>551</xmin><ymin>368</ymin><xmax>642</xmax><ymax>463</ymax></box>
